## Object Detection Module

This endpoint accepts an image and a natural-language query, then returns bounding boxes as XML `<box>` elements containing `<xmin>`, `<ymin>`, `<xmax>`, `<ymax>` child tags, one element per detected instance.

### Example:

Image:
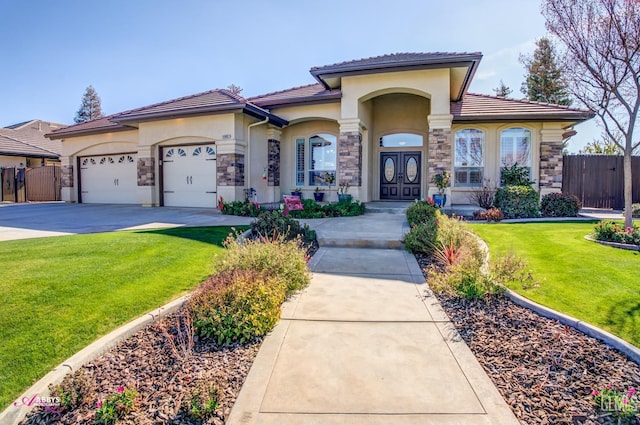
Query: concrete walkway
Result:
<box><xmin>228</xmin><ymin>212</ymin><xmax>518</xmax><ymax>424</ymax></box>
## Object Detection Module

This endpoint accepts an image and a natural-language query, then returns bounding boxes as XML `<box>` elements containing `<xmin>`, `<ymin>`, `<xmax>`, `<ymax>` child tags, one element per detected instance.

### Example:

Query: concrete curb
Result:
<box><xmin>0</xmin><ymin>296</ymin><xmax>189</xmax><ymax>425</ymax></box>
<box><xmin>504</xmin><ymin>289</ymin><xmax>640</xmax><ymax>365</ymax></box>
<box><xmin>584</xmin><ymin>234</ymin><xmax>640</xmax><ymax>251</ymax></box>
<box><xmin>470</xmin><ymin>231</ymin><xmax>640</xmax><ymax>366</ymax></box>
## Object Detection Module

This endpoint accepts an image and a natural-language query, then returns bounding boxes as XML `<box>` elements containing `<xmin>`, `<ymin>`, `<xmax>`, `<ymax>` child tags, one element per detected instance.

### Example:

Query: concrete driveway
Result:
<box><xmin>0</xmin><ymin>202</ymin><xmax>254</xmax><ymax>241</ymax></box>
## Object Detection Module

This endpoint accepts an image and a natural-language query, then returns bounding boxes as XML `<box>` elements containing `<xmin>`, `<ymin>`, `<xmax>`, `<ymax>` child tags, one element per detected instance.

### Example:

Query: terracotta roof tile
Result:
<box><xmin>0</xmin><ymin>129</ymin><xmax>59</xmax><ymax>157</ymax></box>
<box><xmin>311</xmin><ymin>52</ymin><xmax>482</xmax><ymax>73</ymax></box>
<box><xmin>451</xmin><ymin>93</ymin><xmax>594</xmax><ymax>122</ymax></box>
<box><xmin>249</xmin><ymin>83</ymin><xmax>341</xmax><ymax>108</ymax></box>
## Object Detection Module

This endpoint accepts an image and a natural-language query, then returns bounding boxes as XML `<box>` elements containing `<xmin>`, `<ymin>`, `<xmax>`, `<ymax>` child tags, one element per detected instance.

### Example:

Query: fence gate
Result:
<box><xmin>26</xmin><ymin>166</ymin><xmax>61</xmax><ymax>201</ymax></box>
<box><xmin>1</xmin><ymin>167</ymin><xmax>16</xmax><ymax>202</ymax></box>
<box><xmin>562</xmin><ymin>155</ymin><xmax>640</xmax><ymax>209</ymax></box>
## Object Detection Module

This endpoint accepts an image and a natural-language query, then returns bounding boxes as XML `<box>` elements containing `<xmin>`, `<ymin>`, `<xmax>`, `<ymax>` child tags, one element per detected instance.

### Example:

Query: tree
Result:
<box><xmin>519</xmin><ymin>37</ymin><xmax>572</xmax><ymax>105</ymax></box>
<box><xmin>579</xmin><ymin>134</ymin><xmax>623</xmax><ymax>155</ymax></box>
<box><xmin>543</xmin><ymin>0</ymin><xmax>639</xmax><ymax>227</ymax></box>
<box><xmin>493</xmin><ymin>80</ymin><xmax>513</xmax><ymax>97</ymax></box>
<box><xmin>74</xmin><ymin>85</ymin><xmax>103</xmax><ymax>123</ymax></box>
<box><xmin>226</xmin><ymin>84</ymin><xmax>243</xmax><ymax>96</ymax></box>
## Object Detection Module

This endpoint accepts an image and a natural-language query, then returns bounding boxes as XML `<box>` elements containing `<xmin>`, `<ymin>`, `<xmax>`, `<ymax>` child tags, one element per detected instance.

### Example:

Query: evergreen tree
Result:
<box><xmin>519</xmin><ymin>37</ymin><xmax>572</xmax><ymax>105</ymax></box>
<box><xmin>74</xmin><ymin>85</ymin><xmax>103</xmax><ymax>123</ymax></box>
<box><xmin>493</xmin><ymin>80</ymin><xmax>512</xmax><ymax>97</ymax></box>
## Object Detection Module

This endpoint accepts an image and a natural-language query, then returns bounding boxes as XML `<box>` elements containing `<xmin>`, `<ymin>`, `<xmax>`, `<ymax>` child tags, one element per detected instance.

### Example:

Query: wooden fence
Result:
<box><xmin>1</xmin><ymin>166</ymin><xmax>61</xmax><ymax>202</ymax></box>
<box><xmin>562</xmin><ymin>155</ymin><xmax>640</xmax><ymax>209</ymax></box>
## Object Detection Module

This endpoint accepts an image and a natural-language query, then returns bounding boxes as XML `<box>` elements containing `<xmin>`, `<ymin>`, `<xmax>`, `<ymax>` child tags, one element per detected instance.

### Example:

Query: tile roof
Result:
<box><xmin>311</xmin><ymin>52</ymin><xmax>482</xmax><ymax>73</ymax></box>
<box><xmin>451</xmin><ymin>93</ymin><xmax>595</xmax><ymax>122</ymax></box>
<box><xmin>0</xmin><ymin>129</ymin><xmax>59</xmax><ymax>158</ymax></box>
<box><xmin>249</xmin><ymin>83</ymin><xmax>341</xmax><ymax>108</ymax></box>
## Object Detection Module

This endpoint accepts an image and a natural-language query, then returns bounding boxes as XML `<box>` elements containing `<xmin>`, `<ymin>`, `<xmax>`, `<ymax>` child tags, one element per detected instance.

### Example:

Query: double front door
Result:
<box><xmin>380</xmin><ymin>152</ymin><xmax>421</xmax><ymax>200</ymax></box>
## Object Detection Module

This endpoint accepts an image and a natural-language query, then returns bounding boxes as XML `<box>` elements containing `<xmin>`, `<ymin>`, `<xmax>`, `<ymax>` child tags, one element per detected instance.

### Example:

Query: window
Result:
<box><xmin>454</xmin><ymin>129</ymin><xmax>484</xmax><ymax>186</ymax></box>
<box><xmin>380</xmin><ymin>133</ymin><xmax>423</xmax><ymax>148</ymax></box>
<box><xmin>295</xmin><ymin>134</ymin><xmax>336</xmax><ymax>186</ymax></box>
<box><xmin>500</xmin><ymin>128</ymin><xmax>532</xmax><ymax>180</ymax></box>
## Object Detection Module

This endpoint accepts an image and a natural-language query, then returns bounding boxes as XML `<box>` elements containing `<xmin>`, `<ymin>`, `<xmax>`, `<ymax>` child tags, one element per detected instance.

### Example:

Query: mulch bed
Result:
<box><xmin>416</xmin><ymin>253</ymin><xmax>640</xmax><ymax>424</ymax></box>
<box><xmin>22</xmin><ymin>312</ymin><xmax>260</xmax><ymax>425</ymax></box>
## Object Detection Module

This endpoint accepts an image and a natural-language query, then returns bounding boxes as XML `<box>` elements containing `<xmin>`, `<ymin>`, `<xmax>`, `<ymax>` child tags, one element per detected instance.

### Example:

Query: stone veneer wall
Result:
<box><xmin>338</xmin><ymin>131</ymin><xmax>362</xmax><ymax>186</ymax></box>
<box><xmin>427</xmin><ymin>128</ymin><xmax>452</xmax><ymax>177</ymax></box>
<box><xmin>267</xmin><ymin>139</ymin><xmax>280</xmax><ymax>187</ymax></box>
<box><xmin>61</xmin><ymin>165</ymin><xmax>73</xmax><ymax>188</ymax></box>
<box><xmin>539</xmin><ymin>140</ymin><xmax>563</xmax><ymax>189</ymax></box>
<box><xmin>217</xmin><ymin>153</ymin><xmax>245</xmax><ymax>186</ymax></box>
<box><xmin>137</xmin><ymin>157</ymin><xmax>155</xmax><ymax>186</ymax></box>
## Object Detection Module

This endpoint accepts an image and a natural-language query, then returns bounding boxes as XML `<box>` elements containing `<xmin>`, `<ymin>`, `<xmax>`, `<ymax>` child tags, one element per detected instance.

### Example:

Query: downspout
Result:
<box><xmin>245</xmin><ymin>116</ymin><xmax>270</xmax><ymax>196</ymax></box>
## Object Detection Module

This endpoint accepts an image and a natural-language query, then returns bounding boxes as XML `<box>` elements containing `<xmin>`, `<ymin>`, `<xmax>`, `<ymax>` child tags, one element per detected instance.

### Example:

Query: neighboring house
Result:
<box><xmin>1</xmin><ymin>120</ymin><xmax>65</xmax><ymax>168</ymax></box>
<box><xmin>47</xmin><ymin>52</ymin><xmax>594</xmax><ymax>207</ymax></box>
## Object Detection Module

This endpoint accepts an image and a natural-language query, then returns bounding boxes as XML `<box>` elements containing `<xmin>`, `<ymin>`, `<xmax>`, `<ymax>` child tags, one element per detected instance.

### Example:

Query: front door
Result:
<box><xmin>380</xmin><ymin>152</ymin><xmax>421</xmax><ymax>200</ymax></box>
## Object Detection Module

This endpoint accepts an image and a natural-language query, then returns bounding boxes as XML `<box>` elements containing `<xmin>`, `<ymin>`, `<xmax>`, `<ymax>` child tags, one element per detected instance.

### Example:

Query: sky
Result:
<box><xmin>0</xmin><ymin>0</ymin><xmax>598</xmax><ymax>152</ymax></box>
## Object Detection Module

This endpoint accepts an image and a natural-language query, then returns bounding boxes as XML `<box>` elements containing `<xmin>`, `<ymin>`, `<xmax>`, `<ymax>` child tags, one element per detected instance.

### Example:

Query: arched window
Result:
<box><xmin>454</xmin><ymin>129</ymin><xmax>484</xmax><ymax>186</ymax></box>
<box><xmin>500</xmin><ymin>128</ymin><xmax>532</xmax><ymax>181</ymax></box>
<box><xmin>294</xmin><ymin>133</ymin><xmax>337</xmax><ymax>186</ymax></box>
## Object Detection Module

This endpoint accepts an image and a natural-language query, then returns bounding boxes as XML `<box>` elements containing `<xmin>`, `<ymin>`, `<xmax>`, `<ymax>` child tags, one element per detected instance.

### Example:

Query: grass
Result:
<box><xmin>468</xmin><ymin>221</ymin><xmax>640</xmax><ymax>347</ymax></box>
<box><xmin>0</xmin><ymin>226</ymin><xmax>245</xmax><ymax>411</ymax></box>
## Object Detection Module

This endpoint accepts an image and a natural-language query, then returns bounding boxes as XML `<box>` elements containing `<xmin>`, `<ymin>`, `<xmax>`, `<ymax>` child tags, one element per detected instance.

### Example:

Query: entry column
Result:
<box><xmin>427</xmin><ymin>114</ymin><xmax>453</xmax><ymax>206</ymax></box>
<box><xmin>267</xmin><ymin>127</ymin><xmax>281</xmax><ymax>203</ymax></box>
<box><xmin>338</xmin><ymin>119</ymin><xmax>364</xmax><ymax>200</ymax></box>
<box><xmin>216</xmin><ymin>139</ymin><xmax>246</xmax><ymax>203</ymax></box>
<box><xmin>60</xmin><ymin>156</ymin><xmax>74</xmax><ymax>202</ymax></box>
<box><xmin>137</xmin><ymin>147</ymin><xmax>155</xmax><ymax>206</ymax></box>
<box><xmin>539</xmin><ymin>127</ymin><xmax>565</xmax><ymax>196</ymax></box>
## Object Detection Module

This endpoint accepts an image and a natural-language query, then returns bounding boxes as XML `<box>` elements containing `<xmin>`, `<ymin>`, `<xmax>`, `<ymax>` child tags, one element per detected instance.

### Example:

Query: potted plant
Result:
<box><xmin>432</xmin><ymin>171</ymin><xmax>450</xmax><ymax>207</ymax></box>
<box><xmin>290</xmin><ymin>188</ymin><xmax>303</xmax><ymax>198</ymax></box>
<box><xmin>313</xmin><ymin>187</ymin><xmax>325</xmax><ymax>202</ymax></box>
<box><xmin>337</xmin><ymin>181</ymin><xmax>352</xmax><ymax>203</ymax></box>
<box><xmin>323</xmin><ymin>171</ymin><xmax>336</xmax><ymax>201</ymax></box>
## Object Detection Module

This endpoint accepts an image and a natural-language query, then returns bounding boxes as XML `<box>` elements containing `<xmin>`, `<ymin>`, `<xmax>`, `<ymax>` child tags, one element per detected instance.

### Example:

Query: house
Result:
<box><xmin>47</xmin><ymin>52</ymin><xmax>594</xmax><ymax>207</ymax></box>
<box><xmin>1</xmin><ymin>120</ymin><xmax>64</xmax><ymax>169</ymax></box>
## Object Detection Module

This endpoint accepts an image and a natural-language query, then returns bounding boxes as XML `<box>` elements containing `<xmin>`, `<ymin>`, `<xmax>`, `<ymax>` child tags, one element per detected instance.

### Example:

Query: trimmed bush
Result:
<box><xmin>540</xmin><ymin>193</ymin><xmax>581</xmax><ymax>217</ymax></box>
<box><xmin>406</xmin><ymin>202</ymin><xmax>440</xmax><ymax>227</ymax></box>
<box><xmin>493</xmin><ymin>185</ymin><xmax>540</xmax><ymax>219</ymax></box>
<box><xmin>500</xmin><ymin>163</ymin><xmax>534</xmax><ymax>186</ymax></box>
<box><xmin>404</xmin><ymin>216</ymin><xmax>438</xmax><ymax>254</ymax></box>
<box><xmin>251</xmin><ymin>210</ymin><xmax>316</xmax><ymax>244</ymax></box>
<box><xmin>188</xmin><ymin>269</ymin><xmax>286</xmax><ymax>345</ymax></box>
<box><xmin>288</xmin><ymin>199</ymin><xmax>366</xmax><ymax>218</ymax></box>
<box><xmin>217</xmin><ymin>235</ymin><xmax>311</xmax><ymax>297</ymax></box>
<box><xmin>219</xmin><ymin>200</ymin><xmax>263</xmax><ymax>217</ymax></box>
<box><xmin>427</xmin><ymin>257</ymin><xmax>503</xmax><ymax>300</ymax></box>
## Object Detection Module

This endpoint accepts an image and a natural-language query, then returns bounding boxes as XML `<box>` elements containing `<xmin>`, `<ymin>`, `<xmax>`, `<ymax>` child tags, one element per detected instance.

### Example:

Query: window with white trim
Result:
<box><xmin>454</xmin><ymin>129</ymin><xmax>484</xmax><ymax>186</ymax></box>
<box><xmin>295</xmin><ymin>134</ymin><xmax>336</xmax><ymax>186</ymax></box>
<box><xmin>500</xmin><ymin>128</ymin><xmax>532</xmax><ymax>179</ymax></box>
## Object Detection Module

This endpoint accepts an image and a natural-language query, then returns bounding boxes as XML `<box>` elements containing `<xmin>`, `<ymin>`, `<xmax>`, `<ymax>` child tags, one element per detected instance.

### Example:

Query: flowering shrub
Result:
<box><xmin>593</xmin><ymin>221</ymin><xmax>640</xmax><ymax>246</ymax></box>
<box><xmin>592</xmin><ymin>385</ymin><xmax>638</xmax><ymax>419</ymax></box>
<box><xmin>94</xmin><ymin>386</ymin><xmax>138</xmax><ymax>425</ymax></box>
<box><xmin>540</xmin><ymin>193</ymin><xmax>581</xmax><ymax>217</ymax></box>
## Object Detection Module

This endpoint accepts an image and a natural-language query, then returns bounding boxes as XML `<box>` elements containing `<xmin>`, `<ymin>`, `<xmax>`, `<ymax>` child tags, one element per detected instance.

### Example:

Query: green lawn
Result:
<box><xmin>0</xmin><ymin>226</ymin><xmax>242</xmax><ymax>411</ymax></box>
<box><xmin>468</xmin><ymin>221</ymin><xmax>640</xmax><ymax>347</ymax></box>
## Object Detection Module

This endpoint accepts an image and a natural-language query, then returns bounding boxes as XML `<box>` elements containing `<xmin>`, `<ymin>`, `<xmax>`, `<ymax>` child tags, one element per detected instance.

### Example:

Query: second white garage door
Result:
<box><xmin>79</xmin><ymin>154</ymin><xmax>137</xmax><ymax>204</ymax></box>
<box><xmin>162</xmin><ymin>145</ymin><xmax>217</xmax><ymax>208</ymax></box>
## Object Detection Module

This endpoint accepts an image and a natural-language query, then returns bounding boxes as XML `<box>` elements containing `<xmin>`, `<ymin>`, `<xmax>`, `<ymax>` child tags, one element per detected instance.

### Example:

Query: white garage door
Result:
<box><xmin>79</xmin><ymin>154</ymin><xmax>137</xmax><ymax>204</ymax></box>
<box><xmin>162</xmin><ymin>145</ymin><xmax>217</xmax><ymax>208</ymax></box>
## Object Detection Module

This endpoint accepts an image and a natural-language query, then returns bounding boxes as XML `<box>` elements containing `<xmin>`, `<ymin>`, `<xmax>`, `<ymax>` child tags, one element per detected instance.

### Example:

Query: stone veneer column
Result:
<box><xmin>60</xmin><ymin>156</ymin><xmax>74</xmax><ymax>202</ymax></box>
<box><xmin>337</xmin><ymin>119</ymin><xmax>363</xmax><ymax>187</ymax></box>
<box><xmin>216</xmin><ymin>139</ymin><xmax>246</xmax><ymax>202</ymax></box>
<box><xmin>136</xmin><ymin>147</ymin><xmax>155</xmax><ymax>206</ymax></box>
<box><xmin>539</xmin><ymin>128</ymin><xmax>566</xmax><ymax>196</ymax></box>
<box><xmin>267</xmin><ymin>128</ymin><xmax>281</xmax><ymax>187</ymax></box>
<box><xmin>137</xmin><ymin>157</ymin><xmax>155</xmax><ymax>187</ymax></box>
<box><xmin>427</xmin><ymin>114</ymin><xmax>453</xmax><ymax>205</ymax></box>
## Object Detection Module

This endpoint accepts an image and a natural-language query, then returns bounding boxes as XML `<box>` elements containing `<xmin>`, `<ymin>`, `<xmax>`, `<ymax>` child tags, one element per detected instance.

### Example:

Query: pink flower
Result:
<box><xmin>591</xmin><ymin>390</ymin><xmax>599</xmax><ymax>396</ymax></box>
<box><xmin>116</xmin><ymin>386</ymin><xmax>125</xmax><ymax>393</ymax></box>
<box><xmin>96</xmin><ymin>401</ymin><xmax>103</xmax><ymax>408</ymax></box>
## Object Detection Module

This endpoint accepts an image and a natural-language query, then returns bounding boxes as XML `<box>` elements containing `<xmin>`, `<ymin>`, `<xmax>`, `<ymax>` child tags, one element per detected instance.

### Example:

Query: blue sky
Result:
<box><xmin>0</xmin><ymin>0</ymin><xmax>597</xmax><ymax>151</ymax></box>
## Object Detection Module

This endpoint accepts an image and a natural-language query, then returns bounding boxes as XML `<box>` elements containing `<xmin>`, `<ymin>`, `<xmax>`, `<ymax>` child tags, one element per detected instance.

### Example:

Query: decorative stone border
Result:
<box><xmin>584</xmin><ymin>234</ymin><xmax>640</xmax><ymax>251</ymax></box>
<box><xmin>0</xmin><ymin>296</ymin><xmax>189</xmax><ymax>425</ymax></box>
<box><xmin>472</xmin><ymin>232</ymin><xmax>640</xmax><ymax>366</ymax></box>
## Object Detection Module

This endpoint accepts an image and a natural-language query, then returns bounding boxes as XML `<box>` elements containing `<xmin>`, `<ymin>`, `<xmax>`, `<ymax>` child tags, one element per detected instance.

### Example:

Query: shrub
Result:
<box><xmin>217</xmin><ymin>235</ymin><xmax>311</xmax><ymax>296</ymax></box>
<box><xmin>468</xmin><ymin>179</ymin><xmax>497</xmax><ymax>209</ymax></box>
<box><xmin>540</xmin><ymin>193</ymin><xmax>581</xmax><ymax>217</ymax></box>
<box><xmin>52</xmin><ymin>370</ymin><xmax>91</xmax><ymax>412</ymax></box>
<box><xmin>94</xmin><ymin>387</ymin><xmax>138</xmax><ymax>425</ymax></box>
<box><xmin>406</xmin><ymin>201</ymin><xmax>440</xmax><ymax>227</ymax></box>
<box><xmin>500</xmin><ymin>162</ymin><xmax>534</xmax><ymax>186</ymax></box>
<box><xmin>251</xmin><ymin>210</ymin><xmax>316</xmax><ymax>244</ymax></box>
<box><xmin>626</xmin><ymin>203</ymin><xmax>640</xmax><ymax>218</ymax></box>
<box><xmin>427</xmin><ymin>257</ymin><xmax>503</xmax><ymax>300</ymax></box>
<box><xmin>188</xmin><ymin>269</ymin><xmax>287</xmax><ymax>345</ymax></box>
<box><xmin>219</xmin><ymin>200</ymin><xmax>263</xmax><ymax>217</ymax></box>
<box><xmin>288</xmin><ymin>199</ymin><xmax>366</xmax><ymax>218</ymax></box>
<box><xmin>484</xmin><ymin>207</ymin><xmax>505</xmax><ymax>222</ymax></box>
<box><xmin>404</xmin><ymin>216</ymin><xmax>438</xmax><ymax>254</ymax></box>
<box><xmin>490</xmin><ymin>254</ymin><xmax>537</xmax><ymax>290</ymax></box>
<box><xmin>184</xmin><ymin>380</ymin><xmax>221</xmax><ymax>420</ymax></box>
<box><xmin>593</xmin><ymin>221</ymin><xmax>640</xmax><ymax>245</ymax></box>
<box><xmin>493</xmin><ymin>185</ymin><xmax>540</xmax><ymax>218</ymax></box>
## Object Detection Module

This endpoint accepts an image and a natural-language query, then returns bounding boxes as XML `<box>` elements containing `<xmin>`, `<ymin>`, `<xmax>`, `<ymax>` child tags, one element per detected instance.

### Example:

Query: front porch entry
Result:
<box><xmin>379</xmin><ymin>152</ymin><xmax>421</xmax><ymax>200</ymax></box>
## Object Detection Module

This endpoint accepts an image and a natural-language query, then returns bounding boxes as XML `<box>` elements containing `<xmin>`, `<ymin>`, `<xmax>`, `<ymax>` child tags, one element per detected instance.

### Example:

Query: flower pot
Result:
<box><xmin>433</xmin><ymin>193</ymin><xmax>446</xmax><ymax>207</ymax></box>
<box><xmin>338</xmin><ymin>194</ymin><xmax>352</xmax><ymax>203</ymax></box>
<box><xmin>291</xmin><ymin>191</ymin><xmax>302</xmax><ymax>198</ymax></box>
<box><xmin>313</xmin><ymin>192</ymin><xmax>325</xmax><ymax>202</ymax></box>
